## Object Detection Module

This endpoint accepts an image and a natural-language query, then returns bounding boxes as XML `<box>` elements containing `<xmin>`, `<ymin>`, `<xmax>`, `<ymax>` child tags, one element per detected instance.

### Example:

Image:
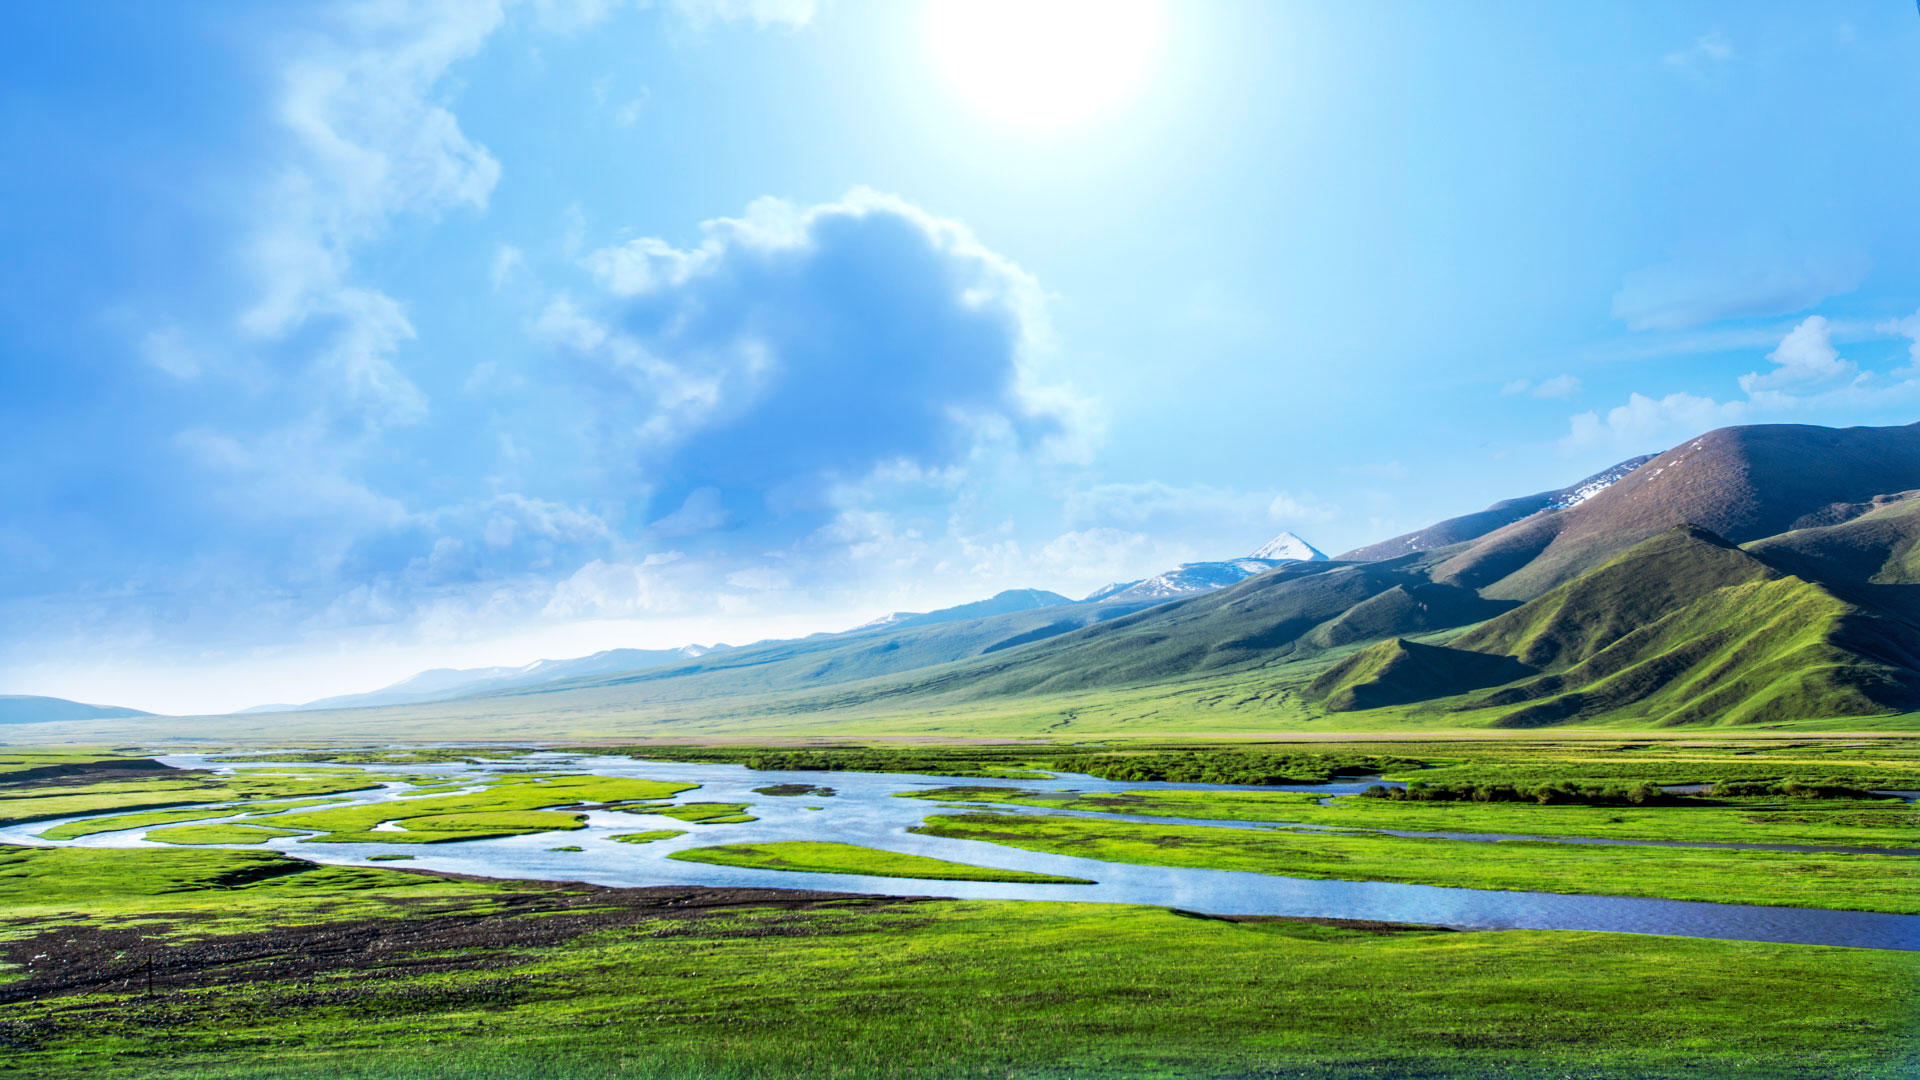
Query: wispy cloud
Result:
<box><xmin>671</xmin><ymin>0</ymin><xmax>816</xmax><ymax>30</ymax></box>
<box><xmin>1663</xmin><ymin>30</ymin><xmax>1734</xmax><ymax>75</ymax></box>
<box><xmin>1502</xmin><ymin>374</ymin><xmax>1582</xmax><ymax>399</ymax></box>
<box><xmin>1611</xmin><ymin>248</ymin><xmax>1867</xmax><ymax>332</ymax></box>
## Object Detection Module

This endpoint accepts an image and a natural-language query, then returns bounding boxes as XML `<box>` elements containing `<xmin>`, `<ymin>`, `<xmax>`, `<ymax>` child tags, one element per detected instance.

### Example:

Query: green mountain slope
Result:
<box><xmin>1437</xmin><ymin>527</ymin><xmax>1920</xmax><ymax>727</ymax></box>
<box><xmin>38</xmin><ymin>422</ymin><xmax>1920</xmax><ymax>743</ymax></box>
<box><xmin>1743</xmin><ymin>491</ymin><xmax>1920</xmax><ymax>614</ymax></box>
<box><xmin>825</xmin><ymin>557</ymin><xmax>1514</xmax><ymax>703</ymax></box>
<box><xmin>488</xmin><ymin>597</ymin><xmax>1165</xmax><ymax>706</ymax></box>
<box><xmin>1306</xmin><ymin>639</ymin><xmax>1532</xmax><ymax>712</ymax></box>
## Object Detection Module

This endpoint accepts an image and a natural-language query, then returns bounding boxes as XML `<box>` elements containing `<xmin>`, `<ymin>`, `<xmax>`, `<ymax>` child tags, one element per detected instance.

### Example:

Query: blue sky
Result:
<box><xmin>4</xmin><ymin>0</ymin><xmax>1919</xmax><ymax>712</ymax></box>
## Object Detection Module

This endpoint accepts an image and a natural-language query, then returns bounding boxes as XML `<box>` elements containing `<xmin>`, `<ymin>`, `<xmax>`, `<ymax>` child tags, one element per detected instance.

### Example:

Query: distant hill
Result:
<box><xmin>854</xmin><ymin>589</ymin><xmax>1073</xmax><ymax>632</ymax></box>
<box><xmin>0</xmin><ymin>695</ymin><xmax>154</xmax><ymax>726</ymax></box>
<box><xmin>151</xmin><ymin>419</ymin><xmax>1920</xmax><ymax>738</ymax></box>
<box><xmin>253</xmin><ymin>644</ymin><xmax>730</xmax><ymax>713</ymax></box>
<box><xmin>1341</xmin><ymin>456</ymin><xmax>1652</xmax><ymax>562</ymax></box>
<box><xmin>1430</xmin><ymin>423</ymin><xmax>1920</xmax><ymax>600</ymax></box>
<box><xmin>1087</xmin><ymin>531</ymin><xmax>1328</xmax><ymax>603</ymax></box>
<box><xmin>1321</xmin><ymin>525</ymin><xmax>1920</xmax><ymax>726</ymax></box>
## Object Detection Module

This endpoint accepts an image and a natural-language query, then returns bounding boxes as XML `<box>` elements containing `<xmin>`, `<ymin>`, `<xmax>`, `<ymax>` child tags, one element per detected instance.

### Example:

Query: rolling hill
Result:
<box><xmin>0</xmin><ymin>695</ymin><xmax>154</xmax><ymax>726</ymax></box>
<box><xmin>1317</xmin><ymin>526</ymin><xmax>1920</xmax><ymax>727</ymax></box>
<box><xmin>1426</xmin><ymin>422</ymin><xmax>1920</xmax><ymax>600</ymax></box>
<box><xmin>18</xmin><ymin>419</ymin><xmax>1920</xmax><ymax>742</ymax></box>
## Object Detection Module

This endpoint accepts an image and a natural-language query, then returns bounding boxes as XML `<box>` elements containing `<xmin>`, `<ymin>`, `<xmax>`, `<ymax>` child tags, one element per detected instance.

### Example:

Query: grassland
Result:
<box><xmin>4</xmin><ymin>741</ymin><xmax>1918</xmax><ymax>1077</ymax></box>
<box><xmin>608</xmin><ymin>830</ymin><xmax>685</xmax><ymax>844</ymax></box>
<box><xmin>910</xmin><ymin>812</ymin><xmax>1920</xmax><ymax>913</ymax></box>
<box><xmin>631</xmin><ymin>802</ymin><xmax>756</xmax><ymax>824</ymax></box>
<box><xmin>2</xmin><ymin>843</ymin><xmax>1914</xmax><ymax>1080</ymax></box>
<box><xmin>249</xmin><ymin>775</ymin><xmax>698</xmax><ymax>843</ymax></box>
<box><xmin>667</xmin><ymin>840</ymin><xmax>1095</xmax><ymax>884</ymax></box>
<box><xmin>0</xmin><ymin>756</ymin><xmax>404</xmax><ymax>829</ymax></box>
<box><xmin>902</xmin><ymin>786</ymin><xmax>1920</xmax><ymax>849</ymax></box>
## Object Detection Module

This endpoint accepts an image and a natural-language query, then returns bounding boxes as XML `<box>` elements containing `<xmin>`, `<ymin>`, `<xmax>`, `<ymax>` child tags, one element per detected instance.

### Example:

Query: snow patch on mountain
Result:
<box><xmin>1251</xmin><ymin>531</ymin><xmax>1329</xmax><ymax>561</ymax></box>
<box><xmin>1544</xmin><ymin>455</ymin><xmax>1654</xmax><ymax>511</ymax></box>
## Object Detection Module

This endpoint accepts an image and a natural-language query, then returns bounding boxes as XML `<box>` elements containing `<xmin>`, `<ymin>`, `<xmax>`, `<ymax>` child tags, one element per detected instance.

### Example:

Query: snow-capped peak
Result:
<box><xmin>1250</xmin><ymin>531</ymin><xmax>1329</xmax><ymax>562</ymax></box>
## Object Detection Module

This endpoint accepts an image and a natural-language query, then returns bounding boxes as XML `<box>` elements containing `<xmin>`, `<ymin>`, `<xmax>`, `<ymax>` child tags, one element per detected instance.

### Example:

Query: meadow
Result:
<box><xmin>1</xmin><ymin>737</ymin><xmax>1915</xmax><ymax>1078</ymax></box>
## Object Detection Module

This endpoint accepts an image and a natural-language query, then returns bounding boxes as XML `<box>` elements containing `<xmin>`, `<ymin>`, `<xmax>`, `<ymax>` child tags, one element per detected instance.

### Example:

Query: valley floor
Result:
<box><xmin>2</xmin><ymin>845</ymin><xmax>1916</xmax><ymax>1080</ymax></box>
<box><xmin>1</xmin><ymin>736</ymin><xmax>1916</xmax><ymax>1078</ymax></box>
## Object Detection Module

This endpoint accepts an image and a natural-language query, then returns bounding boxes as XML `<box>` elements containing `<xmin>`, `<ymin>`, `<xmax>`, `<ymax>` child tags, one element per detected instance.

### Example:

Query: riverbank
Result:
<box><xmin>2</xmin><ymin>844</ymin><xmax>1915</xmax><ymax>1080</ymax></box>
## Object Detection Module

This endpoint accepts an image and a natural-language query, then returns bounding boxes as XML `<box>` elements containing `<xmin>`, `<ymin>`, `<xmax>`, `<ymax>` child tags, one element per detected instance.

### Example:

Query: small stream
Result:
<box><xmin>4</xmin><ymin>752</ymin><xmax>1915</xmax><ymax>952</ymax></box>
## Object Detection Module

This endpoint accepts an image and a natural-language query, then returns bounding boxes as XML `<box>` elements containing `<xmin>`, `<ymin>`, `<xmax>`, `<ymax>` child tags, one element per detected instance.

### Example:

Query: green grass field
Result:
<box><xmin>1</xmin><ymin>844</ymin><xmax>1914</xmax><ymax>1080</ymax></box>
<box><xmin>3</xmin><ymin>740</ymin><xmax>1917</xmax><ymax>1078</ymax></box>
<box><xmin>909</xmin><ymin>812</ymin><xmax>1920</xmax><ymax>913</ymax></box>
<box><xmin>667</xmin><ymin>840</ymin><xmax>1095</xmax><ymax>884</ymax></box>
<box><xmin>902</xmin><ymin>785</ymin><xmax>1920</xmax><ymax>849</ymax></box>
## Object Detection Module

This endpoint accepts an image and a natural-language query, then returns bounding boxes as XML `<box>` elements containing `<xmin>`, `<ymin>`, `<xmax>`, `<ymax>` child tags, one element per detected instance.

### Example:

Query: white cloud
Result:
<box><xmin>1878</xmin><ymin>307</ymin><xmax>1920</xmax><ymax>372</ymax></box>
<box><xmin>610</xmin><ymin>96</ymin><xmax>647</xmax><ymax>127</ymax></box>
<box><xmin>672</xmin><ymin>0</ymin><xmax>815</xmax><ymax>29</ymax></box>
<box><xmin>592</xmin><ymin>76</ymin><xmax>650</xmax><ymax>126</ymax></box>
<box><xmin>1563</xmin><ymin>314</ymin><xmax>1920</xmax><ymax>454</ymax></box>
<box><xmin>647</xmin><ymin>487</ymin><xmax>731</xmax><ymax>538</ymax></box>
<box><xmin>1611</xmin><ymin>249</ymin><xmax>1867</xmax><ymax>331</ymax></box>
<box><xmin>1266</xmin><ymin>491</ymin><xmax>1343</xmax><ymax>524</ymax></box>
<box><xmin>141</xmin><ymin>326</ymin><xmax>204</xmax><ymax>379</ymax></box>
<box><xmin>561</xmin><ymin>188</ymin><xmax>1073</xmax><ymax>526</ymax></box>
<box><xmin>1663</xmin><ymin>31</ymin><xmax>1733</xmax><ymax>73</ymax></box>
<box><xmin>1563</xmin><ymin>391</ymin><xmax>1747</xmax><ymax>455</ymax></box>
<box><xmin>1339</xmin><ymin>461</ymin><xmax>1409</xmax><ymax>481</ymax></box>
<box><xmin>541</xmin><ymin>557</ymin><xmax>681</xmax><ymax>620</ymax></box>
<box><xmin>1064</xmin><ymin>481</ymin><xmax>1340</xmax><ymax>532</ymax></box>
<box><xmin>1739</xmin><ymin>315</ymin><xmax>1856</xmax><ymax>393</ymax></box>
<box><xmin>490</xmin><ymin>244</ymin><xmax>524</xmax><ymax>290</ymax></box>
<box><xmin>1532</xmin><ymin>374</ymin><xmax>1583</xmax><ymax>399</ymax></box>
<box><xmin>235</xmin><ymin>0</ymin><xmax>507</xmax><ymax>426</ymax></box>
<box><xmin>1502</xmin><ymin>374</ymin><xmax>1582</xmax><ymax>399</ymax></box>
<box><xmin>528</xmin><ymin>0</ymin><xmax>627</xmax><ymax>35</ymax></box>
<box><xmin>726</xmin><ymin>566</ymin><xmax>792</xmax><ymax>591</ymax></box>
<box><xmin>1065</xmin><ymin>482</ymin><xmax>1259</xmax><ymax>528</ymax></box>
<box><xmin>1034</xmin><ymin>527</ymin><xmax>1195</xmax><ymax>591</ymax></box>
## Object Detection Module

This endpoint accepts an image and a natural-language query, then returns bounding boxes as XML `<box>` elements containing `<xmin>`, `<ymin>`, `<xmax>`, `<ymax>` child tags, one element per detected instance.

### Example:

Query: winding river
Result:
<box><xmin>6</xmin><ymin>751</ymin><xmax>1916</xmax><ymax>952</ymax></box>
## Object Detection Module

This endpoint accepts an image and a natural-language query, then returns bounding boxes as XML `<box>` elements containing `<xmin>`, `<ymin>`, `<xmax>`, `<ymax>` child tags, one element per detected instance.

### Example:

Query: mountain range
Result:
<box><xmin>243</xmin><ymin>533</ymin><xmax>1335</xmax><ymax>714</ymax></box>
<box><xmin>0</xmin><ymin>695</ymin><xmax>153</xmax><ymax>726</ymax></box>
<box><xmin>22</xmin><ymin>421</ymin><xmax>1920</xmax><ymax>734</ymax></box>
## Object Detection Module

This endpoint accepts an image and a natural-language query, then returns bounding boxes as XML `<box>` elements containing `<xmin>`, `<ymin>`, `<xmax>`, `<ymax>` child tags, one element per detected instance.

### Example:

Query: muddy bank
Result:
<box><xmin>0</xmin><ymin>881</ymin><xmax>930</xmax><ymax>1009</ymax></box>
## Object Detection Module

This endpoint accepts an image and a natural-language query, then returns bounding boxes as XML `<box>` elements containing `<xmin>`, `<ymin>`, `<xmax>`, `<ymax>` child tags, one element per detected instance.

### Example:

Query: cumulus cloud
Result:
<box><xmin>561</xmin><ymin>189</ymin><xmax>1072</xmax><ymax>533</ymax></box>
<box><xmin>1563</xmin><ymin>314</ymin><xmax>1920</xmax><ymax>454</ymax></box>
<box><xmin>1563</xmin><ymin>392</ymin><xmax>1747</xmax><ymax>455</ymax></box>
<box><xmin>1739</xmin><ymin>316</ymin><xmax>1856</xmax><ymax>393</ymax></box>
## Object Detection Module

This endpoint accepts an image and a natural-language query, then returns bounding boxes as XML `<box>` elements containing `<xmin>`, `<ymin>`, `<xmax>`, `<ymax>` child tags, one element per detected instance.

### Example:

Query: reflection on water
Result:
<box><xmin>5</xmin><ymin>751</ymin><xmax>1915</xmax><ymax>952</ymax></box>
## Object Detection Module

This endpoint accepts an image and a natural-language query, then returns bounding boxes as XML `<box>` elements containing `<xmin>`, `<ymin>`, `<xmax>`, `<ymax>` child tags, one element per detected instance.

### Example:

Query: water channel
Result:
<box><xmin>6</xmin><ymin>751</ymin><xmax>1915</xmax><ymax>952</ymax></box>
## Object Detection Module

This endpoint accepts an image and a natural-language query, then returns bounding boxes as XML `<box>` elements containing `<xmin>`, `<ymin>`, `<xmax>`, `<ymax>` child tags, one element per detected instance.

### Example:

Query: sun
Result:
<box><xmin>926</xmin><ymin>0</ymin><xmax>1161</xmax><ymax>130</ymax></box>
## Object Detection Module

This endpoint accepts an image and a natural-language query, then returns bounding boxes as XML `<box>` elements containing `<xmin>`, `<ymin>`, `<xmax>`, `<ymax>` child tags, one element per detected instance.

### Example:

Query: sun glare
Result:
<box><xmin>926</xmin><ymin>0</ymin><xmax>1161</xmax><ymax>130</ymax></box>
